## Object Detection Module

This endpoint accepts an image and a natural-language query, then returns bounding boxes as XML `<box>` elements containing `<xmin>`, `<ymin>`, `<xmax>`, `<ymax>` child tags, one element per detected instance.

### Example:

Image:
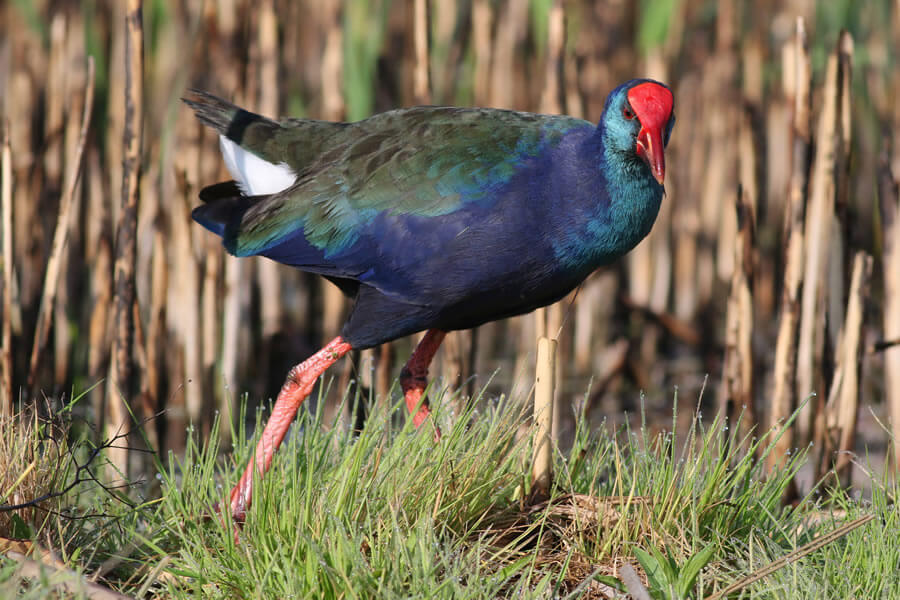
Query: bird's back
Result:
<box><xmin>184</xmin><ymin>90</ymin><xmax>665</xmax><ymax>347</ymax></box>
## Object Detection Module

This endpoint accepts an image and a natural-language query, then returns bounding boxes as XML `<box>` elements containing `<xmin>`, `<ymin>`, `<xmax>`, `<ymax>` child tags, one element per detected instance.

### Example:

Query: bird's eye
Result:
<box><xmin>623</xmin><ymin>106</ymin><xmax>636</xmax><ymax>120</ymax></box>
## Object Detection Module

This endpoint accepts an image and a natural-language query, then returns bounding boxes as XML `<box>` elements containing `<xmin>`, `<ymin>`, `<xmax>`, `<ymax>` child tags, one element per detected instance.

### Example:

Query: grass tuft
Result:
<box><xmin>1</xmin><ymin>381</ymin><xmax>897</xmax><ymax>598</ymax></box>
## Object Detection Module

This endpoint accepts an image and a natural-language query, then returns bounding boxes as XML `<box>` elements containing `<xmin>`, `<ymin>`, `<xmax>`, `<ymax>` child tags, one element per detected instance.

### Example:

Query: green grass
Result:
<box><xmin>0</xmin><ymin>382</ymin><xmax>897</xmax><ymax>598</ymax></box>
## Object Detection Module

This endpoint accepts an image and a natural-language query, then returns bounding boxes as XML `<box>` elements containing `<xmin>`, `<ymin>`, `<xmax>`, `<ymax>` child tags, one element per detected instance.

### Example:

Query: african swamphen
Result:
<box><xmin>185</xmin><ymin>79</ymin><xmax>675</xmax><ymax>522</ymax></box>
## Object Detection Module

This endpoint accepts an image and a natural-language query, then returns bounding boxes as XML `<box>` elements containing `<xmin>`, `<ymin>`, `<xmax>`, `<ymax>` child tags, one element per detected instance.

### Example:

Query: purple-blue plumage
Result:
<box><xmin>184</xmin><ymin>78</ymin><xmax>675</xmax><ymax>523</ymax></box>
<box><xmin>187</xmin><ymin>79</ymin><xmax>674</xmax><ymax>349</ymax></box>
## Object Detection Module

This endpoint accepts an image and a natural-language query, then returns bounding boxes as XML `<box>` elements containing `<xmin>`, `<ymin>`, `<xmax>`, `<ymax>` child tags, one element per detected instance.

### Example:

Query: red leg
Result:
<box><xmin>228</xmin><ymin>336</ymin><xmax>352</xmax><ymax>522</ymax></box>
<box><xmin>399</xmin><ymin>329</ymin><xmax>446</xmax><ymax>438</ymax></box>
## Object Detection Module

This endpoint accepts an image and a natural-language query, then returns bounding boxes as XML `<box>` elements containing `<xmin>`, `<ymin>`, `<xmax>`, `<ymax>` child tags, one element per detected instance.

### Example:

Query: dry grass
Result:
<box><xmin>0</xmin><ymin>408</ymin><xmax>68</xmax><ymax>538</ymax></box>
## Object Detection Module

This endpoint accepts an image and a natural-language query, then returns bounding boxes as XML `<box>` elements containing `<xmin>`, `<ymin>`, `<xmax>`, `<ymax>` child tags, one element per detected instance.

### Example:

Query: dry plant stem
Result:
<box><xmin>412</xmin><ymin>0</ymin><xmax>430</xmax><ymax>105</ymax></box>
<box><xmin>822</xmin><ymin>252</ymin><xmax>871</xmax><ymax>483</ymax></box>
<box><xmin>145</xmin><ymin>230</ymin><xmax>167</xmax><ymax>441</ymax></box>
<box><xmin>769</xmin><ymin>18</ymin><xmax>810</xmax><ymax>472</ymax></box>
<box><xmin>214</xmin><ymin>0</ymin><xmax>245</xmax><ymax>444</ymax></box>
<box><xmin>471</xmin><ymin>0</ymin><xmax>492</xmax><ymax>106</ymax></box>
<box><xmin>704</xmin><ymin>514</ymin><xmax>875</xmax><ymax>600</ymax></box>
<box><xmin>795</xmin><ymin>38</ymin><xmax>842</xmax><ymax>444</ymax></box>
<box><xmin>539</xmin><ymin>0</ymin><xmax>564</xmax><ymax>115</ymax></box>
<box><xmin>318</xmin><ymin>0</ymin><xmax>348</xmax><ymax>423</ymax></box>
<box><xmin>532</xmin><ymin>337</ymin><xmax>557</xmax><ymax>498</ymax></box>
<box><xmin>256</xmin><ymin>0</ymin><xmax>284</xmax><ymax>346</ymax></box>
<box><xmin>1</xmin><ymin>121</ymin><xmax>12</xmax><ymax>414</ymax></box>
<box><xmin>108</xmin><ymin>0</ymin><xmax>144</xmax><ymax>475</ymax></box>
<box><xmin>200</xmin><ymin>240</ymin><xmax>219</xmax><ymax>437</ymax></box>
<box><xmin>43</xmin><ymin>15</ymin><xmax>66</xmax><ymax>190</ymax></box>
<box><xmin>26</xmin><ymin>57</ymin><xmax>95</xmax><ymax>388</ymax></box>
<box><xmin>722</xmin><ymin>187</ymin><xmax>755</xmax><ymax>432</ymax></box>
<box><xmin>827</xmin><ymin>34</ymin><xmax>854</xmax><ymax>351</ymax></box>
<box><xmin>534</xmin><ymin>0</ymin><xmax>565</xmax><ymax>438</ymax></box>
<box><xmin>491</xmin><ymin>0</ymin><xmax>526</xmax><ymax>109</ymax></box>
<box><xmin>878</xmin><ymin>153</ymin><xmax>900</xmax><ymax>470</ymax></box>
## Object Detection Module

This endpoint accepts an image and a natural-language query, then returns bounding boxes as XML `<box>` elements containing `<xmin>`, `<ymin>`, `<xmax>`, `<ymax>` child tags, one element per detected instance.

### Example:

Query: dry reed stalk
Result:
<box><xmin>572</xmin><ymin>280</ymin><xmax>595</xmax><ymax>376</ymax></box>
<box><xmin>1</xmin><ymin>120</ymin><xmax>12</xmax><ymax>414</ymax></box>
<box><xmin>489</xmin><ymin>0</ymin><xmax>526</xmax><ymax>109</ymax></box>
<box><xmin>698</xmin><ymin>66</ymin><xmax>733</xmax><ymax>307</ymax></box>
<box><xmin>825</xmin><ymin>33</ymin><xmax>854</xmax><ymax>366</ymax></box>
<box><xmin>376</xmin><ymin>342</ymin><xmax>393</xmax><ymax>402</ymax></box>
<box><xmin>768</xmin><ymin>19</ymin><xmax>810</xmax><ymax>473</ymax></box>
<box><xmin>532</xmin><ymin>337</ymin><xmax>556</xmax><ymax>499</ymax></box>
<box><xmin>316</xmin><ymin>0</ymin><xmax>354</xmax><ymax>425</ymax></box>
<box><xmin>563</xmin><ymin>49</ymin><xmax>584</xmax><ymax>120</ymax></box>
<box><xmin>412</xmin><ymin>0</ymin><xmax>430</xmax><ymax>105</ymax></box>
<box><xmin>86</xmin><ymin>151</ymin><xmax>112</xmax><ymax>435</ymax></box>
<box><xmin>131</xmin><ymin>292</ymin><xmax>158</xmax><ymax>456</ymax></box>
<box><xmin>43</xmin><ymin>14</ymin><xmax>66</xmax><ymax>192</ymax></box>
<box><xmin>539</xmin><ymin>0</ymin><xmax>564</xmax><ymax>115</ymax></box>
<box><xmin>27</xmin><ymin>57</ymin><xmax>95</xmax><ymax>388</ymax></box>
<box><xmin>638</xmin><ymin>54</ymin><xmax>672</xmax><ymax>370</ymax></box>
<box><xmin>672</xmin><ymin>76</ymin><xmax>703</xmax><ymax>321</ymax></box>
<box><xmin>738</xmin><ymin>108</ymin><xmax>759</xmax><ymax>231</ymax></box>
<box><xmin>821</xmin><ymin>251</ymin><xmax>871</xmax><ymax>484</ymax></box>
<box><xmin>107</xmin><ymin>0</ymin><xmax>144</xmax><ymax>475</ymax></box>
<box><xmin>878</xmin><ymin>152</ymin><xmax>900</xmax><ymax>471</ymax></box>
<box><xmin>256</xmin><ymin>0</ymin><xmax>284</xmax><ymax>348</ymax></box>
<box><xmin>105</xmin><ymin>1</ymin><xmax>126</xmax><ymax>231</ymax></box>
<box><xmin>200</xmin><ymin>237</ymin><xmax>219</xmax><ymax>437</ymax></box>
<box><xmin>173</xmin><ymin>174</ymin><xmax>203</xmax><ymax>432</ymax></box>
<box><xmin>721</xmin><ymin>186</ymin><xmax>755</xmax><ymax>433</ymax></box>
<box><xmin>711</xmin><ymin>0</ymin><xmax>739</xmax><ymax>286</ymax></box>
<box><xmin>8</xmin><ymin>14</ymin><xmax>40</xmax><ymax>316</ymax></box>
<box><xmin>52</xmin><ymin>237</ymin><xmax>71</xmax><ymax>386</ymax></box>
<box><xmin>219</xmin><ymin>265</ymin><xmax>242</xmax><ymax>444</ymax></box>
<box><xmin>430</xmin><ymin>0</ymin><xmax>461</xmax><ymax>104</ymax></box>
<box><xmin>471</xmin><ymin>0</ymin><xmax>492</xmax><ymax>106</ymax></box>
<box><xmin>146</xmin><ymin>228</ymin><xmax>167</xmax><ymax>436</ymax></box>
<box><xmin>441</xmin><ymin>328</ymin><xmax>476</xmax><ymax>411</ymax></box>
<box><xmin>319</xmin><ymin>0</ymin><xmax>346</xmax><ymax>346</ymax></box>
<box><xmin>573</xmin><ymin>273</ymin><xmax>616</xmax><ymax>375</ymax></box>
<box><xmin>533</xmin><ymin>0</ymin><xmax>565</xmax><ymax>363</ymax></box>
<box><xmin>54</xmin><ymin>13</ymin><xmax>88</xmax><ymax>386</ymax></box>
<box><xmin>795</xmin><ymin>33</ymin><xmax>851</xmax><ymax>445</ymax></box>
<box><xmin>206</xmin><ymin>0</ymin><xmax>243</xmax><ymax>443</ymax></box>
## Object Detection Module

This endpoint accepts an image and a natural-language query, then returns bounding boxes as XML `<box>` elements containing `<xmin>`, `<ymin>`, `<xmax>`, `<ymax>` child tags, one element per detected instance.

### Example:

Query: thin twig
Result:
<box><xmin>26</xmin><ymin>57</ymin><xmax>96</xmax><ymax>388</ymax></box>
<box><xmin>705</xmin><ymin>514</ymin><xmax>876</xmax><ymax>600</ymax></box>
<box><xmin>1</xmin><ymin>119</ymin><xmax>12</xmax><ymax>414</ymax></box>
<box><xmin>867</xmin><ymin>337</ymin><xmax>900</xmax><ymax>354</ymax></box>
<box><xmin>108</xmin><ymin>0</ymin><xmax>144</xmax><ymax>475</ymax></box>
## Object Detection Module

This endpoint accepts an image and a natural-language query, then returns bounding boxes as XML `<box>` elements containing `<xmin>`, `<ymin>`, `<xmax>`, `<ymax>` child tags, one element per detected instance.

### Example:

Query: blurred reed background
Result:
<box><xmin>1</xmin><ymin>0</ymin><xmax>899</xmax><ymax>494</ymax></box>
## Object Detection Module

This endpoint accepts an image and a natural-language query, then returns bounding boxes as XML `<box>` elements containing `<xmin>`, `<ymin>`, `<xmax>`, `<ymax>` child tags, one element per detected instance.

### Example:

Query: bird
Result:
<box><xmin>184</xmin><ymin>79</ymin><xmax>675</xmax><ymax>523</ymax></box>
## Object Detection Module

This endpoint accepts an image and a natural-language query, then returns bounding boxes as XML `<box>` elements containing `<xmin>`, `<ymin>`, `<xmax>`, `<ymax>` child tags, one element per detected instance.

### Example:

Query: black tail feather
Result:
<box><xmin>182</xmin><ymin>89</ymin><xmax>273</xmax><ymax>144</ymax></box>
<box><xmin>182</xmin><ymin>90</ymin><xmax>240</xmax><ymax>134</ymax></box>
<box><xmin>198</xmin><ymin>180</ymin><xmax>243</xmax><ymax>204</ymax></box>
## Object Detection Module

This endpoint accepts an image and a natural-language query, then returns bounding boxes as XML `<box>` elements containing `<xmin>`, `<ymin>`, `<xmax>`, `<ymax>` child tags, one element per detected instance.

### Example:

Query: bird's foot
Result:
<box><xmin>206</xmin><ymin>499</ymin><xmax>244</xmax><ymax>545</ymax></box>
<box><xmin>206</xmin><ymin>482</ymin><xmax>249</xmax><ymax>544</ymax></box>
<box><xmin>402</xmin><ymin>386</ymin><xmax>442</xmax><ymax>442</ymax></box>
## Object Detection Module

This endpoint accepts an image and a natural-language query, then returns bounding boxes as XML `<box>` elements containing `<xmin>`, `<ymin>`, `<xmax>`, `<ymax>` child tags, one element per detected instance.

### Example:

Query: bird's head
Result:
<box><xmin>601</xmin><ymin>79</ymin><xmax>675</xmax><ymax>186</ymax></box>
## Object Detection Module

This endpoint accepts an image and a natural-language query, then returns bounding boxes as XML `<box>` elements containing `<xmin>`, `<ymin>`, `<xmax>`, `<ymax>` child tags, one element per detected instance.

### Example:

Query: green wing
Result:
<box><xmin>187</xmin><ymin>92</ymin><xmax>591</xmax><ymax>257</ymax></box>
